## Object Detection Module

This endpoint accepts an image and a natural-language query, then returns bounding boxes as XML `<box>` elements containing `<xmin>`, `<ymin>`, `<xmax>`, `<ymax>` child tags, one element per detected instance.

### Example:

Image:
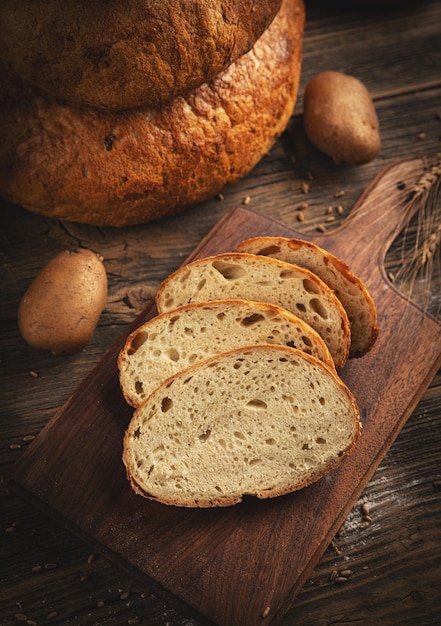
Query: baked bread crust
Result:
<box><xmin>118</xmin><ymin>299</ymin><xmax>336</xmax><ymax>408</ymax></box>
<box><xmin>123</xmin><ymin>345</ymin><xmax>361</xmax><ymax>507</ymax></box>
<box><xmin>236</xmin><ymin>236</ymin><xmax>378</xmax><ymax>357</ymax></box>
<box><xmin>0</xmin><ymin>0</ymin><xmax>305</xmax><ymax>226</ymax></box>
<box><xmin>0</xmin><ymin>0</ymin><xmax>282</xmax><ymax>110</ymax></box>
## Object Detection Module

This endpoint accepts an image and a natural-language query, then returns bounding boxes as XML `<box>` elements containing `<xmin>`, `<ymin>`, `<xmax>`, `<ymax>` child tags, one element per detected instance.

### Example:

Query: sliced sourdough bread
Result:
<box><xmin>118</xmin><ymin>299</ymin><xmax>335</xmax><ymax>408</ymax></box>
<box><xmin>123</xmin><ymin>344</ymin><xmax>361</xmax><ymax>507</ymax></box>
<box><xmin>155</xmin><ymin>252</ymin><xmax>351</xmax><ymax>369</ymax></box>
<box><xmin>235</xmin><ymin>236</ymin><xmax>378</xmax><ymax>357</ymax></box>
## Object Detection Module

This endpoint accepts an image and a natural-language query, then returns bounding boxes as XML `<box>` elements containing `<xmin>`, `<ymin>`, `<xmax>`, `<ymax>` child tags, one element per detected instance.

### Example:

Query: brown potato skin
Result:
<box><xmin>18</xmin><ymin>249</ymin><xmax>107</xmax><ymax>355</ymax></box>
<box><xmin>303</xmin><ymin>71</ymin><xmax>380</xmax><ymax>165</ymax></box>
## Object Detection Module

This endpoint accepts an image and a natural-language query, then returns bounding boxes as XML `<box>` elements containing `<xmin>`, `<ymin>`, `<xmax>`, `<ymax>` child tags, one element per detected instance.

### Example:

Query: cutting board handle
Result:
<box><xmin>312</xmin><ymin>158</ymin><xmax>426</xmax><ymax>279</ymax></box>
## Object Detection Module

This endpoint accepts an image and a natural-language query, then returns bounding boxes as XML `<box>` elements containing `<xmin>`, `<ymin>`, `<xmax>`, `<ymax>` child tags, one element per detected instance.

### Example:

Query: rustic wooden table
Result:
<box><xmin>1</xmin><ymin>1</ymin><xmax>440</xmax><ymax>625</ymax></box>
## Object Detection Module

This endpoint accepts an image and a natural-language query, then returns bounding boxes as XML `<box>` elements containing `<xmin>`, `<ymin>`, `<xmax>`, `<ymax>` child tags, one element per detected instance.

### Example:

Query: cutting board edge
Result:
<box><xmin>272</xmin><ymin>345</ymin><xmax>441</xmax><ymax>624</ymax></box>
<box><xmin>2</xmin><ymin>474</ymin><xmax>217</xmax><ymax>626</ymax></box>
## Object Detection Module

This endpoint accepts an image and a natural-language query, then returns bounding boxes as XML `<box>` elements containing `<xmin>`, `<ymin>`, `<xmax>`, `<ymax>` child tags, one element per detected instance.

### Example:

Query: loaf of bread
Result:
<box><xmin>0</xmin><ymin>0</ymin><xmax>282</xmax><ymax>110</ymax></box>
<box><xmin>155</xmin><ymin>252</ymin><xmax>351</xmax><ymax>369</ymax></box>
<box><xmin>118</xmin><ymin>299</ymin><xmax>335</xmax><ymax>408</ymax></box>
<box><xmin>0</xmin><ymin>0</ymin><xmax>305</xmax><ymax>227</ymax></box>
<box><xmin>123</xmin><ymin>344</ymin><xmax>361</xmax><ymax>507</ymax></box>
<box><xmin>235</xmin><ymin>236</ymin><xmax>378</xmax><ymax>357</ymax></box>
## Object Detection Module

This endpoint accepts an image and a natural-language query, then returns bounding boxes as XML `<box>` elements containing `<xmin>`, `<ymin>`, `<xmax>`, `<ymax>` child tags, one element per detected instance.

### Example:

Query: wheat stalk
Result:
<box><xmin>393</xmin><ymin>155</ymin><xmax>441</xmax><ymax>317</ymax></box>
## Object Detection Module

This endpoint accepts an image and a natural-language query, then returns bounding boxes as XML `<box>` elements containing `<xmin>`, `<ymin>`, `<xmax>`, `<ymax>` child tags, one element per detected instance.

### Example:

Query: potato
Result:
<box><xmin>303</xmin><ymin>71</ymin><xmax>380</xmax><ymax>165</ymax></box>
<box><xmin>18</xmin><ymin>249</ymin><xmax>107</xmax><ymax>355</ymax></box>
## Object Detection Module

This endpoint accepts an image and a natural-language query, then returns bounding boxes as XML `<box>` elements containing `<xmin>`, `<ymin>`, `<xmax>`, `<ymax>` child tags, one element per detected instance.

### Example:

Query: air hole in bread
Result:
<box><xmin>265</xmin><ymin>438</ymin><xmax>276</xmax><ymax>445</ymax></box>
<box><xmin>255</xmin><ymin>245</ymin><xmax>281</xmax><ymax>256</ymax></box>
<box><xmin>249</xmin><ymin>458</ymin><xmax>261</xmax><ymax>466</ymax></box>
<box><xmin>279</xmin><ymin>270</ymin><xmax>297</xmax><ymax>279</ymax></box>
<box><xmin>128</xmin><ymin>331</ymin><xmax>148</xmax><ymax>354</ymax></box>
<box><xmin>301</xmin><ymin>335</ymin><xmax>313</xmax><ymax>347</ymax></box>
<box><xmin>153</xmin><ymin>444</ymin><xmax>165</xmax><ymax>459</ymax></box>
<box><xmin>246</xmin><ymin>399</ymin><xmax>267</xmax><ymax>409</ymax></box>
<box><xmin>296</xmin><ymin>302</ymin><xmax>307</xmax><ymax>313</ymax></box>
<box><xmin>216</xmin><ymin>312</ymin><xmax>227</xmax><ymax>321</ymax></box>
<box><xmin>198</xmin><ymin>429</ymin><xmax>211</xmax><ymax>443</ymax></box>
<box><xmin>166</xmin><ymin>348</ymin><xmax>180</xmax><ymax>362</ymax></box>
<box><xmin>134</xmin><ymin>427</ymin><xmax>141</xmax><ymax>439</ymax></box>
<box><xmin>309</xmin><ymin>298</ymin><xmax>328</xmax><ymax>319</ymax></box>
<box><xmin>316</xmin><ymin>437</ymin><xmax>327</xmax><ymax>444</ymax></box>
<box><xmin>234</xmin><ymin>431</ymin><xmax>246</xmax><ymax>440</ymax></box>
<box><xmin>319</xmin><ymin>397</ymin><xmax>326</xmax><ymax>406</ymax></box>
<box><xmin>135</xmin><ymin>380</ymin><xmax>144</xmax><ymax>396</ymax></box>
<box><xmin>302</xmin><ymin>278</ymin><xmax>321</xmax><ymax>294</ymax></box>
<box><xmin>169</xmin><ymin>315</ymin><xmax>179</xmax><ymax>324</ymax></box>
<box><xmin>183</xmin><ymin>327</ymin><xmax>194</xmax><ymax>336</ymax></box>
<box><xmin>197</xmin><ymin>278</ymin><xmax>207</xmax><ymax>291</ymax></box>
<box><xmin>164</xmin><ymin>297</ymin><xmax>174</xmax><ymax>308</ymax></box>
<box><xmin>161</xmin><ymin>396</ymin><xmax>173</xmax><ymax>412</ymax></box>
<box><xmin>179</xmin><ymin>269</ymin><xmax>191</xmax><ymax>283</ymax></box>
<box><xmin>241</xmin><ymin>313</ymin><xmax>265</xmax><ymax>327</ymax></box>
<box><xmin>211</xmin><ymin>260</ymin><xmax>247</xmax><ymax>280</ymax></box>
<box><xmin>302</xmin><ymin>443</ymin><xmax>311</xmax><ymax>450</ymax></box>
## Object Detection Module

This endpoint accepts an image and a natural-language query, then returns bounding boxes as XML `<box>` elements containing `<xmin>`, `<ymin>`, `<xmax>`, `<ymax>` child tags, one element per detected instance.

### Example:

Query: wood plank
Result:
<box><xmin>300</xmin><ymin>1</ymin><xmax>441</xmax><ymax>98</ymax></box>
<box><xmin>7</xmin><ymin>160</ymin><xmax>441</xmax><ymax>626</ymax></box>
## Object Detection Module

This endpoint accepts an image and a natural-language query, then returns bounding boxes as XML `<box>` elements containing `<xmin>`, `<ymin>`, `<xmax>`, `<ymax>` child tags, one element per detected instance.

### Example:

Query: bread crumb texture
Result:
<box><xmin>118</xmin><ymin>299</ymin><xmax>335</xmax><ymax>408</ymax></box>
<box><xmin>155</xmin><ymin>253</ymin><xmax>351</xmax><ymax>369</ymax></box>
<box><xmin>235</xmin><ymin>236</ymin><xmax>378</xmax><ymax>357</ymax></box>
<box><xmin>123</xmin><ymin>345</ymin><xmax>360</xmax><ymax>507</ymax></box>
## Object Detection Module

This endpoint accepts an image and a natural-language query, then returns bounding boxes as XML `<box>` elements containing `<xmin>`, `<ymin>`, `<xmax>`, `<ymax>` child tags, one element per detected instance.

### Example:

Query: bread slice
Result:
<box><xmin>118</xmin><ymin>299</ymin><xmax>335</xmax><ymax>408</ymax></box>
<box><xmin>155</xmin><ymin>252</ymin><xmax>351</xmax><ymax>369</ymax></box>
<box><xmin>123</xmin><ymin>344</ymin><xmax>361</xmax><ymax>507</ymax></box>
<box><xmin>236</xmin><ymin>236</ymin><xmax>378</xmax><ymax>358</ymax></box>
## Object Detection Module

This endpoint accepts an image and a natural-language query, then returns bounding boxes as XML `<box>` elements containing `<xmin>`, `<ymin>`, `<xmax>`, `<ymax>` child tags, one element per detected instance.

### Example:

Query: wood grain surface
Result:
<box><xmin>1</xmin><ymin>1</ymin><xmax>441</xmax><ymax>625</ymax></box>
<box><xmin>6</xmin><ymin>159</ymin><xmax>441</xmax><ymax>626</ymax></box>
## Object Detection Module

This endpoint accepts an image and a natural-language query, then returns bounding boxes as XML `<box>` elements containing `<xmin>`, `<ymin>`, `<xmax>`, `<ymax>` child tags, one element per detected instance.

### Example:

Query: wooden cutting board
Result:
<box><xmin>8</xmin><ymin>159</ymin><xmax>441</xmax><ymax>626</ymax></box>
